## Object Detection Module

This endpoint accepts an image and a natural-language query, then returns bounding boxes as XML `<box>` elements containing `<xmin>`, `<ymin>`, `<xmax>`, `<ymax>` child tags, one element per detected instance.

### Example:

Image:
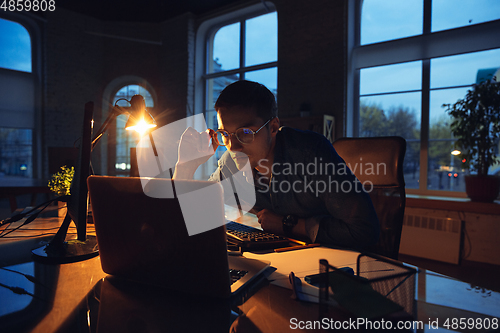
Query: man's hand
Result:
<box><xmin>257</xmin><ymin>209</ymin><xmax>309</xmax><ymax>240</ymax></box>
<box><xmin>256</xmin><ymin>209</ymin><xmax>283</xmax><ymax>235</ymax></box>
<box><xmin>174</xmin><ymin>127</ymin><xmax>218</xmax><ymax>179</ymax></box>
<box><xmin>177</xmin><ymin>127</ymin><xmax>218</xmax><ymax>165</ymax></box>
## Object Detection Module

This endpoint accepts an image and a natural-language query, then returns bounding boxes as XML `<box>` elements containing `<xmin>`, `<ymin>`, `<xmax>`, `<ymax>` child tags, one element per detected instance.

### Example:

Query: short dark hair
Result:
<box><xmin>214</xmin><ymin>80</ymin><xmax>277</xmax><ymax>120</ymax></box>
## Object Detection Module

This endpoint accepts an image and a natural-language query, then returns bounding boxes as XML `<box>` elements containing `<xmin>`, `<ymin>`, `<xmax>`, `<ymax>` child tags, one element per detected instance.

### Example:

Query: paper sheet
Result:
<box><xmin>244</xmin><ymin>247</ymin><xmax>361</xmax><ymax>289</ymax></box>
<box><xmin>225</xmin><ymin>203</ymin><xmax>369</xmax><ymax>304</ymax></box>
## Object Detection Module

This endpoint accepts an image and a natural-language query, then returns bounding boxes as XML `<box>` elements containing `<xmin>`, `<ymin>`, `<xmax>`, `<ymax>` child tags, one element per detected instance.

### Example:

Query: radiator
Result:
<box><xmin>399</xmin><ymin>214</ymin><xmax>463</xmax><ymax>264</ymax></box>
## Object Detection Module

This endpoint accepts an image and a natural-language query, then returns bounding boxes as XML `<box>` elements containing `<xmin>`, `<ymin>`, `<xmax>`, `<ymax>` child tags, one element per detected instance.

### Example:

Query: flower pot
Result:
<box><xmin>464</xmin><ymin>175</ymin><xmax>500</xmax><ymax>203</ymax></box>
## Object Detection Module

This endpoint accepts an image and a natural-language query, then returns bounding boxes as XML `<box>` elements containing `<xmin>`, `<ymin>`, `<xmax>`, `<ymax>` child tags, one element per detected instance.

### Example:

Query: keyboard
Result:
<box><xmin>226</xmin><ymin>221</ymin><xmax>290</xmax><ymax>250</ymax></box>
<box><xmin>229</xmin><ymin>269</ymin><xmax>248</xmax><ymax>285</ymax></box>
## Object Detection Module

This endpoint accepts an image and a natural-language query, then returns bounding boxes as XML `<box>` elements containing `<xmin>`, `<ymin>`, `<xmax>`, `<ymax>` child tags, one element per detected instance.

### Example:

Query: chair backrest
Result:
<box><xmin>332</xmin><ymin>136</ymin><xmax>406</xmax><ymax>259</ymax></box>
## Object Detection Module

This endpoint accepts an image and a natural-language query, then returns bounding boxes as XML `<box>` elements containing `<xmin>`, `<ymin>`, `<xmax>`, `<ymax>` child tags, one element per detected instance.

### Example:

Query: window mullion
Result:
<box><xmin>351</xmin><ymin>69</ymin><xmax>360</xmax><ymax>137</ymax></box>
<box><xmin>423</xmin><ymin>0</ymin><xmax>432</xmax><ymax>34</ymax></box>
<box><xmin>240</xmin><ymin>18</ymin><xmax>246</xmax><ymax>79</ymax></box>
<box><xmin>419</xmin><ymin>59</ymin><xmax>430</xmax><ymax>191</ymax></box>
<box><xmin>354</xmin><ymin>0</ymin><xmax>362</xmax><ymax>46</ymax></box>
<box><xmin>203</xmin><ymin>61</ymin><xmax>278</xmax><ymax>80</ymax></box>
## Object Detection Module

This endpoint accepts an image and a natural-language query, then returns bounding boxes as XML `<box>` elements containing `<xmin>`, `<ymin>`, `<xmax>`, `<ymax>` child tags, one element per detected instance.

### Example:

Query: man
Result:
<box><xmin>174</xmin><ymin>80</ymin><xmax>379</xmax><ymax>250</ymax></box>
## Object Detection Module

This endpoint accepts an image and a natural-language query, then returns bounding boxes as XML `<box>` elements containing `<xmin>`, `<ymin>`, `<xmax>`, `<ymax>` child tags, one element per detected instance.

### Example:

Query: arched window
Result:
<box><xmin>112</xmin><ymin>85</ymin><xmax>154</xmax><ymax>175</ymax></box>
<box><xmin>0</xmin><ymin>18</ymin><xmax>31</xmax><ymax>72</ymax></box>
<box><xmin>195</xmin><ymin>2</ymin><xmax>277</xmax><ymax>178</ymax></box>
<box><xmin>0</xmin><ymin>17</ymin><xmax>34</xmax><ymax>180</ymax></box>
<box><xmin>205</xmin><ymin>10</ymin><xmax>278</xmax><ymax>126</ymax></box>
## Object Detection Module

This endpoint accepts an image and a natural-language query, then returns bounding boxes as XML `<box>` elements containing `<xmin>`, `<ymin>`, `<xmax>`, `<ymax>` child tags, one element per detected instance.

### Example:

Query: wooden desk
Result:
<box><xmin>0</xmin><ymin>217</ymin><xmax>102</xmax><ymax>333</ymax></box>
<box><xmin>240</xmin><ymin>249</ymin><xmax>500</xmax><ymax>332</ymax></box>
<box><xmin>1</xmin><ymin>217</ymin><xmax>499</xmax><ymax>332</ymax></box>
<box><xmin>0</xmin><ymin>178</ymin><xmax>52</xmax><ymax>213</ymax></box>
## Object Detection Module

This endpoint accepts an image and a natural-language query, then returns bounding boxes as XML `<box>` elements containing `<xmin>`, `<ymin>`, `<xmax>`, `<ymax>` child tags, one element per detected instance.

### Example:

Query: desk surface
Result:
<box><xmin>1</xmin><ymin>216</ymin><xmax>499</xmax><ymax>333</ymax></box>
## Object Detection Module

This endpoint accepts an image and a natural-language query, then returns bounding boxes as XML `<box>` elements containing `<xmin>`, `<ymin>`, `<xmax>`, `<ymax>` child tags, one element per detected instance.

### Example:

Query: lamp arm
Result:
<box><xmin>91</xmin><ymin>106</ymin><xmax>128</xmax><ymax>151</ymax></box>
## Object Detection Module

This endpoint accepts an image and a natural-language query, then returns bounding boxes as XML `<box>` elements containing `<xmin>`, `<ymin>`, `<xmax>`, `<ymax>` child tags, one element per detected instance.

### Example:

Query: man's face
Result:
<box><xmin>216</xmin><ymin>107</ymin><xmax>277</xmax><ymax>172</ymax></box>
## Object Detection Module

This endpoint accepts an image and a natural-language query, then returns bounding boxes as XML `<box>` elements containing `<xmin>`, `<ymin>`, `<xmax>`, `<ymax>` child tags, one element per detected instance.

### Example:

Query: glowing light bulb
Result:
<box><xmin>126</xmin><ymin>117</ymin><xmax>157</xmax><ymax>136</ymax></box>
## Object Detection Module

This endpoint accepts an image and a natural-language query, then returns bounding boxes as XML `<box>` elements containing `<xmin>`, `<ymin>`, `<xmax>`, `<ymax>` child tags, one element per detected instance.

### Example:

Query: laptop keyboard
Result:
<box><xmin>229</xmin><ymin>269</ymin><xmax>248</xmax><ymax>285</ymax></box>
<box><xmin>226</xmin><ymin>221</ymin><xmax>290</xmax><ymax>250</ymax></box>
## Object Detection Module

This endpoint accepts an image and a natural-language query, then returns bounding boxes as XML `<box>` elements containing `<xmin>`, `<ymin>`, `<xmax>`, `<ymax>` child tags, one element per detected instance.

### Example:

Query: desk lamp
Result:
<box><xmin>92</xmin><ymin>94</ymin><xmax>156</xmax><ymax>149</ymax></box>
<box><xmin>32</xmin><ymin>95</ymin><xmax>156</xmax><ymax>263</ymax></box>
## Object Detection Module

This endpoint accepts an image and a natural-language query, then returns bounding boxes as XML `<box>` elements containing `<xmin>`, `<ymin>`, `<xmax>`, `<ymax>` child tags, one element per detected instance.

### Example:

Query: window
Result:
<box><xmin>359</xmin><ymin>61</ymin><xmax>422</xmax><ymax>190</ymax></box>
<box><xmin>350</xmin><ymin>0</ymin><xmax>500</xmax><ymax>196</ymax></box>
<box><xmin>0</xmin><ymin>18</ymin><xmax>31</xmax><ymax>72</ymax></box>
<box><xmin>206</xmin><ymin>11</ymin><xmax>277</xmax><ymax>115</ymax></box>
<box><xmin>200</xmin><ymin>7</ymin><xmax>277</xmax><ymax>178</ymax></box>
<box><xmin>0</xmin><ymin>17</ymin><xmax>34</xmax><ymax>180</ymax></box>
<box><xmin>361</xmin><ymin>0</ymin><xmax>423</xmax><ymax>45</ymax></box>
<box><xmin>112</xmin><ymin>85</ymin><xmax>154</xmax><ymax>175</ymax></box>
<box><xmin>432</xmin><ymin>0</ymin><xmax>500</xmax><ymax>32</ymax></box>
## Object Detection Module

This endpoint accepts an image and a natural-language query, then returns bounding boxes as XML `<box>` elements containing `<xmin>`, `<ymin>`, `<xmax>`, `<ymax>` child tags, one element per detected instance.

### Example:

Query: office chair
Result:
<box><xmin>332</xmin><ymin>136</ymin><xmax>406</xmax><ymax>260</ymax></box>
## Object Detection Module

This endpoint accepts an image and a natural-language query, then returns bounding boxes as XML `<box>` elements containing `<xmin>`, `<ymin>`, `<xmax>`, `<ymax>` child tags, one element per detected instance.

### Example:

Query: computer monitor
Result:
<box><xmin>32</xmin><ymin>102</ymin><xmax>98</xmax><ymax>263</ymax></box>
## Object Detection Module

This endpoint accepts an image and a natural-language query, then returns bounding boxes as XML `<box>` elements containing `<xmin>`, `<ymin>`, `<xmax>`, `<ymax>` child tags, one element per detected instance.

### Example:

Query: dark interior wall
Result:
<box><xmin>39</xmin><ymin>0</ymin><xmax>347</xmax><ymax>177</ymax></box>
<box><xmin>42</xmin><ymin>9</ymin><xmax>105</xmax><ymax>176</ymax></box>
<box><xmin>42</xmin><ymin>9</ymin><xmax>165</xmax><ymax>176</ymax></box>
<box><xmin>273</xmin><ymin>0</ymin><xmax>346</xmax><ymax>138</ymax></box>
<box><xmin>158</xmin><ymin>13</ymin><xmax>196</xmax><ymax>126</ymax></box>
<box><xmin>98</xmin><ymin>19</ymin><xmax>162</xmax><ymax>108</ymax></box>
<box><xmin>43</xmin><ymin>9</ymin><xmax>104</xmax><ymax>149</ymax></box>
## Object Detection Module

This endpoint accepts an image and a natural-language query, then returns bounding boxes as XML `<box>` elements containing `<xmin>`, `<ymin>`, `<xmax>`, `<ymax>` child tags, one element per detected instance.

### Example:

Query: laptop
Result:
<box><xmin>87</xmin><ymin>176</ymin><xmax>270</xmax><ymax>299</ymax></box>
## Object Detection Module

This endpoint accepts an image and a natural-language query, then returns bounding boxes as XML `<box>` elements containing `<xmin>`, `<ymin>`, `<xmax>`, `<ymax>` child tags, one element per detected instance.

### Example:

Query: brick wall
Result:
<box><xmin>158</xmin><ymin>13</ymin><xmax>196</xmax><ymax>126</ymax></box>
<box><xmin>43</xmin><ymin>9</ymin><xmax>105</xmax><ymax>176</ymax></box>
<box><xmin>42</xmin><ymin>9</ymin><xmax>170</xmax><ymax>176</ymax></box>
<box><xmin>273</xmin><ymin>0</ymin><xmax>347</xmax><ymax>138</ymax></box>
<box><xmin>38</xmin><ymin>0</ymin><xmax>347</xmax><ymax>177</ymax></box>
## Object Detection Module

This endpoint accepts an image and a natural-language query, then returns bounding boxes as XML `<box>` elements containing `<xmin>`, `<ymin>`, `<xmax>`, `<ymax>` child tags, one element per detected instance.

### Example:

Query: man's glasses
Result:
<box><xmin>215</xmin><ymin>118</ymin><xmax>273</xmax><ymax>146</ymax></box>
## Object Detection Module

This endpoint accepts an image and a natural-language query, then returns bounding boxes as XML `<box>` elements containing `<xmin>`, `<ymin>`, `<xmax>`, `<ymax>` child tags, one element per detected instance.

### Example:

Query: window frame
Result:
<box><xmin>202</xmin><ymin>5</ymin><xmax>277</xmax><ymax>112</ymax></box>
<box><xmin>112</xmin><ymin>85</ymin><xmax>155</xmax><ymax>176</ymax></box>
<box><xmin>203</xmin><ymin>13</ymin><xmax>278</xmax><ymax>83</ymax></box>
<box><xmin>101</xmin><ymin>77</ymin><xmax>157</xmax><ymax>176</ymax></box>
<box><xmin>0</xmin><ymin>13</ymin><xmax>42</xmax><ymax>180</ymax></box>
<box><xmin>347</xmin><ymin>0</ymin><xmax>500</xmax><ymax>197</ymax></box>
<box><xmin>194</xmin><ymin>2</ymin><xmax>277</xmax><ymax>179</ymax></box>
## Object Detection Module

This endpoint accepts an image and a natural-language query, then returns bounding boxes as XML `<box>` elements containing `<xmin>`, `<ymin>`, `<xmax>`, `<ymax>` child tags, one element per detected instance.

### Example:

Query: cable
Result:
<box><xmin>114</xmin><ymin>98</ymin><xmax>130</xmax><ymax>106</ymax></box>
<box><xmin>0</xmin><ymin>195</ymin><xmax>67</xmax><ymax>227</ymax></box>
<box><xmin>0</xmin><ymin>220</ymin><xmax>13</xmax><ymax>237</ymax></box>
<box><xmin>0</xmin><ymin>282</ymin><xmax>48</xmax><ymax>302</ymax></box>
<box><xmin>0</xmin><ymin>213</ymin><xmax>24</xmax><ymax>226</ymax></box>
<box><xmin>1</xmin><ymin>231</ymin><xmax>78</xmax><ymax>239</ymax></box>
<box><xmin>0</xmin><ymin>282</ymin><xmax>34</xmax><ymax>296</ymax></box>
<box><xmin>0</xmin><ymin>200</ymin><xmax>55</xmax><ymax>238</ymax></box>
<box><xmin>0</xmin><ymin>267</ymin><xmax>51</xmax><ymax>290</ymax></box>
<box><xmin>6</xmin><ymin>226</ymin><xmax>66</xmax><ymax>231</ymax></box>
<box><xmin>0</xmin><ymin>225</ymin><xmax>75</xmax><ymax>236</ymax></box>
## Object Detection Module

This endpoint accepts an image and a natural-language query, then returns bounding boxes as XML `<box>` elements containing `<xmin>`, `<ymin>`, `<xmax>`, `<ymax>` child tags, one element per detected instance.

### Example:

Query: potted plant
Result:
<box><xmin>443</xmin><ymin>77</ymin><xmax>500</xmax><ymax>202</ymax></box>
<box><xmin>48</xmin><ymin>166</ymin><xmax>74</xmax><ymax>216</ymax></box>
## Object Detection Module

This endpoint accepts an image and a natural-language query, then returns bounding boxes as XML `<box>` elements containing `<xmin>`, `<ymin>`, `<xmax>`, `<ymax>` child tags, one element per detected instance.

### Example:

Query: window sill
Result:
<box><xmin>406</xmin><ymin>194</ymin><xmax>500</xmax><ymax>215</ymax></box>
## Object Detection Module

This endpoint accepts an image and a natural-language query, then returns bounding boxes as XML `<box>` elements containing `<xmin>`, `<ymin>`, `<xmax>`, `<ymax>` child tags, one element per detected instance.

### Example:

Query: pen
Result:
<box><xmin>287</xmin><ymin>238</ymin><xmax>307</xmax><ymax>245</ymax></box>
<box><xmin>274</xmin><ymin>243</ymin><xmax>320</xmax><ymax>253</ymax></box>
